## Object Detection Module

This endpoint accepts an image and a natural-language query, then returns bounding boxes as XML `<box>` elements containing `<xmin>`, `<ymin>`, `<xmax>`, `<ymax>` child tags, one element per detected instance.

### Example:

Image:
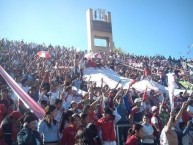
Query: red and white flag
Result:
<box><xmin>0</xmin><ymin>66</ymin><xmax>45</xmax><ymax>119</ymax></box>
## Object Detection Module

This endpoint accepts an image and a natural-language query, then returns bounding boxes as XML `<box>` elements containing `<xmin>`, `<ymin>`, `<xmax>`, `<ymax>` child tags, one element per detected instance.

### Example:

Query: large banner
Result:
<box><xmin>83</xmin><ymin>67</ymin><xmax>131</xmax><ymax>89</ymax></box>
<box><xmin>0</xmin><ymin>66</ymin><xmax>45</xmax><ymax>119</ymax></box>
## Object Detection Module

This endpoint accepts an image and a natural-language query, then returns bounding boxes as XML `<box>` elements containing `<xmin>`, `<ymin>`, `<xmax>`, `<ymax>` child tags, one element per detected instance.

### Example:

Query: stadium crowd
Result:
<box><xmin>0</xmin><ymin>38</ymin><xmax>193</xmax><ymax>145</ymax></box>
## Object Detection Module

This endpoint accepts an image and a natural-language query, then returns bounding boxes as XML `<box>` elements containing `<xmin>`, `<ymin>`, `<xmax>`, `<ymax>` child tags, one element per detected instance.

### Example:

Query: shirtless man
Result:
<box><xmin>160</xmin><ymin>102</ymin><xmax>187</xmax><ymax>145</ymax></box>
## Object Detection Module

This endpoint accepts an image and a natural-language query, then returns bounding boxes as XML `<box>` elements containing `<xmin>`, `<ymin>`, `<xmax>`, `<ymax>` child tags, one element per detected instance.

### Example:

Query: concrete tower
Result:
<box><xmin>86</xmin><ymin>8</ymin><xmax>114</xmax><ymax>53</ymax></box>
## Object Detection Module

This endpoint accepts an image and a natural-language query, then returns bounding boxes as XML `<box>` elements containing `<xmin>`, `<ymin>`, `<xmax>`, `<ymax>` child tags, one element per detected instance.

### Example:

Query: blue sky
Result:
<box><xmin>0</xmin><ymin>0</ymin><xmax>193</xmax><ymax>59</ymax></box>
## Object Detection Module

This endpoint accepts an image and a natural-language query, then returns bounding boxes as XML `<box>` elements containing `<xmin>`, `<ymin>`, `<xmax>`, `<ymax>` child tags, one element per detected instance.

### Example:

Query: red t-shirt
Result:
<box><xmin>61</xmin><ymin>125</ymin><xmax>78</xmax><ymax>145</ymax></box>
<box><xmin>125</xmin><ymin>135</ymin><xmax>140</xmax><ymax>145</ymax></box>
<box><xmin>96</xmin><ymin>116</ymin><xmax>116</xmax><ymax>141</ymax></box>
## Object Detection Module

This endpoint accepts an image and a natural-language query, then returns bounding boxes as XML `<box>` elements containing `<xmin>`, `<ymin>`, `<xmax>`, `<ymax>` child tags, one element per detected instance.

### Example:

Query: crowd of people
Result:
<box><xmin>0</xmin><ymin>38</ymin><xmax>193</xmax><ymax>145</ymax></box>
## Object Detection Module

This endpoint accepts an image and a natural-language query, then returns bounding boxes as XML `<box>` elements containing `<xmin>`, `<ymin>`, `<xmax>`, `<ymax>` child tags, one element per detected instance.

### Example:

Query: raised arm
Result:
<box><xmin>165</xmin><ymin>112</ymin><xmax>175</xmax><ymax>132</ymax></box>
<box><xmin>113</xmin><ymin>87</ymin><xmax>123</xmax><ymax>103</ymax></box>
<box><xmin>90</xmin><ymin>95</ymin><xmax>102</xmax><ymax>108</ymax></box>
<box><xmin>175</xmin><ymin>101</ymin><xmax>187</xmax><ymax>121</ymax></box>
<box><xmin>159</xmin><ymin>95</ymin><xmax>165</xmax><ymax>115</ymax></box>
<box><xmin>142</xmin><ymin>86</ymin><xmax>148</xmax><ymax>102</ymax></box>
<box><xmin>87</xmin><ymin>81</ymin><xmax>96</xmax><ymax>93</ymax></box>
<box><xmin>113</xmin><ymin>80</ymin><xmax>121</xmax><ymax>90</ymax></box>
<box><xmin>124</xmin><ymin>84</ymin><xmax>132</xmax><ymax>96</ymax></box>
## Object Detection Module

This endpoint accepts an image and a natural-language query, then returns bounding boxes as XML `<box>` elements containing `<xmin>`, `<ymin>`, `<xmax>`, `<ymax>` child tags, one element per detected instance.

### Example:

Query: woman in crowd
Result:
<box><xmin>125</xmin><ymin>124</ymin><xmax>144</xmax><ymax>145</ymax></box>
<box><xmin>75</xmin><ymin>123</ymin><xmax>101</xmax><ymax>145</ymax></box>
<box><xmin>141</xmin><ymin>114</ymin><xmax>155</xmax><ymax>145</ymax></box>
<box><xmin>59</xmin><ymin>110</ymin><xmax>73</xmax><ymax>134</ymax></box>
<box><xmin>38</xmin><ymin>105</ymin><xmax>60</xmax><ymax>145</ymax></box>
<box><xmin>61</xmin><ymin>113</ymin><xmax>81</xmax><ymax>145</ymax></box>
<box><xmin>74</xmin><ymin>128</ymin><xmax>90</xmax><ymax>145</ymax></box>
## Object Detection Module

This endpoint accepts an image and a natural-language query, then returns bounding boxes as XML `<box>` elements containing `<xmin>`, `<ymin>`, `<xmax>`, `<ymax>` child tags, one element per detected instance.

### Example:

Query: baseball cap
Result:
<box><xmin>151</xmin><ymin>106</ymin><xmax>158</xmax><ymax>112</ymax></box>
<box><xmin>134</xmin><ymin>98</ymin><xmax>142</xmax><ymax>104</ymax></box>
<box><xmin>71</xmin><ymin>101</ymin><xmax>77</xmax><ymax>105</ymax></box>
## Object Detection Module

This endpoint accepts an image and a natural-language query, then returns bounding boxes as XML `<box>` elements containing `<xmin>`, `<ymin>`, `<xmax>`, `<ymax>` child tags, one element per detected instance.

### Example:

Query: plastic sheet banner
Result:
<box><xmin>83</xmin><ymin>67</ymin><xmax>131</xmax><ymax>89</ymax></box>
<box><xmin>0</xmin><ymin>66</ymin><xmax>45</xmax><ymax>119</ymax></box>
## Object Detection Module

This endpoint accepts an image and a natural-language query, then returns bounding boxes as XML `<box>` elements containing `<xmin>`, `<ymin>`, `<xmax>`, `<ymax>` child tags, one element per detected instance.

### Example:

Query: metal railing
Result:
<box><xmin>116</xmin><ymin>124</ymin><xmax>131</xmax><ymax>145</ymax></box>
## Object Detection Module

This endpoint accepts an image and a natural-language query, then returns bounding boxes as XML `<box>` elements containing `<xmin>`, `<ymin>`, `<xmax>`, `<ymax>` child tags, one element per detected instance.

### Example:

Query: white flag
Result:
<box><xmin>167</xmin><ymin>73</ymin><xmax>177</xmax><ymax>111</ymax></box>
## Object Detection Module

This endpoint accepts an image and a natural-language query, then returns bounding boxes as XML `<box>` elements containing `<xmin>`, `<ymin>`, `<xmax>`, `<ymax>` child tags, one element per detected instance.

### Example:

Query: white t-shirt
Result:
<box><xmin>141</xmin><ymin>124</ymin><xmax>154</xmax><ymax>143</ymax></box>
